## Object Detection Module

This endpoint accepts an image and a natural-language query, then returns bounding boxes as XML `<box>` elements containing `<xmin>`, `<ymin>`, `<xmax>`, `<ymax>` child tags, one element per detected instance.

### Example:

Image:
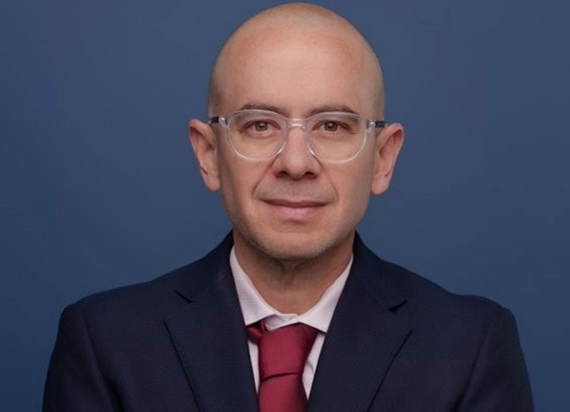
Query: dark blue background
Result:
<box><xmin>2</xmin><ymin>0</ymin><xmax>568</xmax><ymax>411</ymax></box>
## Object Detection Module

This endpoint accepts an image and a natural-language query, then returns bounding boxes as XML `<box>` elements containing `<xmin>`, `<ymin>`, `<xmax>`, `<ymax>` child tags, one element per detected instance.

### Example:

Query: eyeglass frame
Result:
<box><xmin>208</xmin><ymin>109</ymin><xmax>386</xmax><ymax>163</ymax></box>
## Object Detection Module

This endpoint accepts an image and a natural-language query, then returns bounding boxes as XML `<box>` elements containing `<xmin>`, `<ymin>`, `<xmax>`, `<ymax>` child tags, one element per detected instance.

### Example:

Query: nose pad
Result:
<box><xmin>273</xmin><ymin>123</ymin><xmax>319</xmax><ymax>176</ymax></box>
<box><xmin>281</xmin><ymin>124</ymin><xmax>313</xmax><ymax>157</ymax></box>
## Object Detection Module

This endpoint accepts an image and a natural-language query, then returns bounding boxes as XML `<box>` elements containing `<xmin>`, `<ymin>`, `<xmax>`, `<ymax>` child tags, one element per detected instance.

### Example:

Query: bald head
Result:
<box><xmin>208</xmin><ymin>2</ymin><xmax>385</xmax><ymax>117</ymax></box>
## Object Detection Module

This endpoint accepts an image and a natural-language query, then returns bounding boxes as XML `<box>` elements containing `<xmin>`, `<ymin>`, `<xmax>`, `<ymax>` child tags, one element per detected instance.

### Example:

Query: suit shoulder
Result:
<box><xmin>384</xmin><ymin>258</ymin><xmax>502</xmax><ymax>310</ymax></box>
<box><xmin>355</xmin><ymin>242</ymin><xmax>510</xmax><ymax>323</ymax></box>
<box><xmin>366</xmin><ymin>257</ymin><xmax>522</xmax><ymax>357</ymax></box>
<box><xmin>69</xmin><ymin>235</ymin><xmax>233</xmax><ymax>313</ymax></box>
<box><xmin>71</xmin><ymin>263</ymin><xmax>187</xmax><ymax>308</ymax></box>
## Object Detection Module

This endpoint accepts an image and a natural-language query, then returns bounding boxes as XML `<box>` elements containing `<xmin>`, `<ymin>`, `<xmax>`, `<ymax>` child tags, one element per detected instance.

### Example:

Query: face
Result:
<box><xmin>191</xmin><ymin>26</ymin><xmax>403</xmax><ymax>264</ymax></box>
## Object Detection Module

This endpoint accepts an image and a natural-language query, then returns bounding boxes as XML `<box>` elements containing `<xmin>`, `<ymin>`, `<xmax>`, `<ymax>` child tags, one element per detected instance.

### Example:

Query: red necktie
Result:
<box><xmin>248</xmin><ymin>321</ymin><xmax>318</xmax><ymax>412</ymax></box>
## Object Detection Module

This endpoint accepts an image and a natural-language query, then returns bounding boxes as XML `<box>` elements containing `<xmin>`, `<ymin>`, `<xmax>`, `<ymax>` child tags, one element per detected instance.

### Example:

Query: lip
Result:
<box><xmin>265</xmin><ymin>198</ymin><xmax>324</xmax><ymax>208</ymax></box>
<box><xmin>263</xmin><ymin>198</ymin><xmax>326</xmax><ymax>220</ymax></box>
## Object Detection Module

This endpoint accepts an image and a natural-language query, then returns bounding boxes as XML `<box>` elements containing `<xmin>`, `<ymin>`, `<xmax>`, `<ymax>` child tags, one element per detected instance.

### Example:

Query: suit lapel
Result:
<box><xmin>308</xmin><ymin>236</ymin><xmax>412</xmax><ymax>412</ymax></box>
<box><xmin>162</xmin><ymin>234</ymin><xmax>410</xmax><ymax>412</ymax></box>
<box><xmin>164</xmin><ymin>237</ymin><xmax>258</xmax><ymax>412</ymax></box>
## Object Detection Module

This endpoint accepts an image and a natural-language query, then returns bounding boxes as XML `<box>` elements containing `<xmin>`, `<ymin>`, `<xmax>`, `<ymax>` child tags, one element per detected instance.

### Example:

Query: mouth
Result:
<box><xmin>263</xmin><ymin>198</ymin><xmax>326</xmax><ymax>220</ymax></box>
<box><xmin>266</xmin><ymin>198</ymin><xmax>324</xmax><ymax>207</ymax></box>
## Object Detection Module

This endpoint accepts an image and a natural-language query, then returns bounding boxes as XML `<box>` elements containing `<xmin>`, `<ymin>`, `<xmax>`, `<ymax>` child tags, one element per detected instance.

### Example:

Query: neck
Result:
<box><xmin>233</xmin><ymin>232</ymin><xmax>354</xmax><ymax>314</ymax></box>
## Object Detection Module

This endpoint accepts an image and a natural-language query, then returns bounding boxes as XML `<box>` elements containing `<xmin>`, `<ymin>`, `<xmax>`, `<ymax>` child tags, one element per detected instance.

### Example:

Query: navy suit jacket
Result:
<box><xmin>44</xmin><ymin>234</ymin><xmax>533</xmax><ymax>411</ymax></box>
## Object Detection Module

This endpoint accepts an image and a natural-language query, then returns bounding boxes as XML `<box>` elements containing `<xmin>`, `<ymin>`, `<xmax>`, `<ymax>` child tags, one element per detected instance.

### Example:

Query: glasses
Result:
<box><xmin>209</xmin><ymin>109</ymin><xmax>385</xmax><ymax>162</ymax></box>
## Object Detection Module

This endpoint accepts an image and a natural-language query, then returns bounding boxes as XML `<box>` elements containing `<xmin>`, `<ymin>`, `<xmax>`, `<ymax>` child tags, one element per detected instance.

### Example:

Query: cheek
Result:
<box><xmin>217</xmin><ymin>153</ymin><xmax>266</xmax><ymax>215</ymax></box>
<box><xmin>336</xmin><ymin>157</ymin><xmax>375</xmax><ymax>213</ymax></box>
<box><xmin>349</xmin><ymin>176</ymin><xmax>373</xmax><ymax>213</ymax></box>
<box><xmin>216</xmin><ymin>151</ymin><xmax>243</xmax><ymax>216</ymax></box>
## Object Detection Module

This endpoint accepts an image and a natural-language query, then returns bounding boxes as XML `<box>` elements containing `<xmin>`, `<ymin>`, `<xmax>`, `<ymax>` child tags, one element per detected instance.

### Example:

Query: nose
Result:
<box><xmin>271</xmin><ymin>125</ymin><xmax>320</xmax><ymax>179</ymax></box>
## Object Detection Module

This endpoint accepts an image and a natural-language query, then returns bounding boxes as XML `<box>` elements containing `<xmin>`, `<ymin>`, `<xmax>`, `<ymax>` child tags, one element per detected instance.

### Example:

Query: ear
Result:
<box><xmin>371</xmin><ymin>122</ymin><xmax>404</xmax><ymax>195</ymax></box>
<box><xmin>188</xmin><ymin>119</ymin><xmax>221</xmax><ymax>191</ymax></box>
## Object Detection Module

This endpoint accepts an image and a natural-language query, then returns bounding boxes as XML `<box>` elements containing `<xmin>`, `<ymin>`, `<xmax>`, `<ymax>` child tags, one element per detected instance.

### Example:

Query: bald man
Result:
<box><xmin>44</xmin><ymin>3</ymin><xmax>534</xmax><ymax>412</ymax></box>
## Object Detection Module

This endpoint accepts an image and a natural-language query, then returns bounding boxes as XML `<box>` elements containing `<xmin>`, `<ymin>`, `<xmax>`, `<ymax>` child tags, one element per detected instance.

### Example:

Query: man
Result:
<box><xmin>44</xmin><ymin>3</ymin><xmax>534</xmax><ymax>412</ymax></box>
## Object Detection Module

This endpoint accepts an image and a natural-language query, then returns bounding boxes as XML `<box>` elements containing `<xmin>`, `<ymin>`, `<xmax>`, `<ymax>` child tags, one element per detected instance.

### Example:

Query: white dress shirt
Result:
<box><xmin>230</xmin><ymin>247</ymin><xmax>351</xmax><ymax>396</ymax></box>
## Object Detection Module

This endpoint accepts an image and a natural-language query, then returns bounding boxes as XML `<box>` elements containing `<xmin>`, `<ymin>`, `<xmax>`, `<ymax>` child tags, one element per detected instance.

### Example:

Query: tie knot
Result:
<box><xmin>248</xmin><ymin>322</ymin><xmax>318</xmax><ymax>381</ymax></box>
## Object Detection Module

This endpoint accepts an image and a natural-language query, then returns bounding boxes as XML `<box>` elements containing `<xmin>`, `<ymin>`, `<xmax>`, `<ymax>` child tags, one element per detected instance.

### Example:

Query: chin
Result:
<box><xmin>249</xmin><ymin>229</ymin><xmax>351</xmax><ymax>263</ymax></box>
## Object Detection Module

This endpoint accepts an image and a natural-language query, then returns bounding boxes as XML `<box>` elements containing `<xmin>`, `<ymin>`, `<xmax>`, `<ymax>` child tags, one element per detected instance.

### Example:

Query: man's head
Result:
<box><xmin>189</xmin><ymin>2</ymin><xmax>403</xmax><ymax>266</ymax></box>
<box><xmin>208</xmin><ymin>3</ymin><xmax>385</xmax><ymax>119</ymax></box>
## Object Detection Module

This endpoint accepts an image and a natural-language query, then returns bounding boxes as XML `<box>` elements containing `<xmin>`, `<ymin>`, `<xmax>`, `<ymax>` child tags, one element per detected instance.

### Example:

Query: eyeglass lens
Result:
<box><xmin>226</xmin><ymin>111</ymin><xmax>370</xmax><ymax>161</ymax></box>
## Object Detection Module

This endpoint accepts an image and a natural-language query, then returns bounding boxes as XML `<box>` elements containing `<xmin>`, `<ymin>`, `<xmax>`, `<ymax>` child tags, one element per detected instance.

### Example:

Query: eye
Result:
<box><xmin>315</xmin><ymin>113</ymin><xmax>361</xmax><ymax>134</ymax></box>
<box><xmin>253</xmin><ymin>121</ymin><xmax>269</xmax><ymax>132</ymax></box>
<box><xmin>323</xmin><ymin>121</ymin><xmax>339</xmax><ymax>132</ymax></box>
<box><xmin>239</xmin><ymin>116</ymin><xmax>281</xmax><ymax>137</ymax></box>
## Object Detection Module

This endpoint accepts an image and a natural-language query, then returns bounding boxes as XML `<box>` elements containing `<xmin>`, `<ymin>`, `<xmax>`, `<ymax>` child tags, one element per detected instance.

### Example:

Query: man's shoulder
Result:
<box><xmin>73</xmin><ymin>263</ymin><xmax>188</xmax><ymax>308</ymax></box>
<box><xmin>354</xmin><ymin>237</ymin><xmax>511</xmax><ymax>327</ymax></box>
<box><xmin>64</xmin><ymin>235</ymin><xmax>234</xmax><ymax>322</ymax></box>
<box><xmin>381</xmin><ymin>257</ymin><xmax>503</xmax><ymax>314</ymax></box>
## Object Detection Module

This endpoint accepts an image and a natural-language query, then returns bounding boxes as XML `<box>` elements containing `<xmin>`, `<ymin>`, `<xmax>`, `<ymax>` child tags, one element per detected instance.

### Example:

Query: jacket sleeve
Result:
<box><xmin>456</xmin><ymin>306</ymin><xmax>534</xmax><ymax>412</ymax></box>
<box><xmin>43</xmin><ymin>303</ymin><xmax>120</xmax><ymax>412</ymax></box>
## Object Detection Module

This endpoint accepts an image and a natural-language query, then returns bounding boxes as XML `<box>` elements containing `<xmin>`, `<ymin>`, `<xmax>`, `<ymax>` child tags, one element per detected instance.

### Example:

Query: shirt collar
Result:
<box><xmin>231</xmin><ymin>247</ymin><xmax>351</xmax><ymax>333</ymax></box>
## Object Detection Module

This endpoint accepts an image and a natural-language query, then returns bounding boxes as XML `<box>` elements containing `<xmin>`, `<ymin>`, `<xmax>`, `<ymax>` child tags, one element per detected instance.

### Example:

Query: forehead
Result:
<box><xmin>215</xmin><ymin>26</ymin><xmax>378</xmax><ymax>117</ymax></box>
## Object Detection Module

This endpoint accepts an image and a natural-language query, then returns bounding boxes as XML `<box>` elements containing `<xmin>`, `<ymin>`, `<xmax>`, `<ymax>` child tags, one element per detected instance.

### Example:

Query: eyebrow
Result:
<box><xmin>237</xmin><ymin>103</ymin><xmax>358</xmax><ymax>117</ymax></box>
<box><xmin>307</xmin><ymin>105</ymin><xmax>358</xmax><ymax>116</ymax></box>
<box><xmin>238</xmin><ymin>103</ymin><xmax>286</xmax><ymax>115</ymax></box>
